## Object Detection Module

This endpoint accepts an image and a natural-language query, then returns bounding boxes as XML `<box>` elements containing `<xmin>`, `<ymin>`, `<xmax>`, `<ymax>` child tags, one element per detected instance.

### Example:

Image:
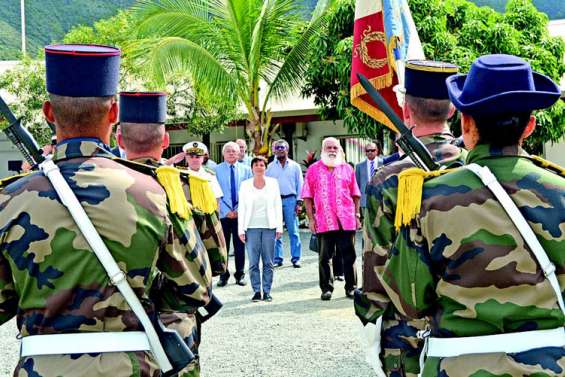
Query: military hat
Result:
<box><xmin>405</xmin><ymin>60</ymin><xmax>459</xmax><ymax>99</ymax></box>
<box><xmin>119</xmin><ymin>92</ymin><xmax>167</xmax><ymax>124</ymax></box>
<box><xmin>446</xmin><ymin>54</ymin><xmax>561</xmax><ymax>117</ymax></box>
<box><xmin>183</xmin><ymin>141</ymin><xmax>207</xmax><ymax>156</ymax></box>
<box><xmin>45</xmin><ymin>44</ymin><xmax>120</xmax><ymax>97</ymax></box>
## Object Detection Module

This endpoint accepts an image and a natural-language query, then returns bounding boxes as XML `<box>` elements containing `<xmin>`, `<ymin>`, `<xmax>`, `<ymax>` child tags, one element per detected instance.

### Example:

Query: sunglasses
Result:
<box><xmin>274</xmin><ymin>146</ymin><xmax>287</xmax><ymax>151</ymax></box>
<box><xmin>366</xmin><ymin>149</ymin><xmax>377</xmax><ymax>152</ymax></box>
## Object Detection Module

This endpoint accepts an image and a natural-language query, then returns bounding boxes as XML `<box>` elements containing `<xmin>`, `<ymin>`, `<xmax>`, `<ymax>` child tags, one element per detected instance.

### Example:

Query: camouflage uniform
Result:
<box><xmin>132</xmin><ymin>157</ymin><xmax>226</xmax><ymax>377</ymax></box>
<box><xmin>357</xmin><ymin>134</ymin><xmax>466</xmax><ymax>376</ymax></box>
<box><xmin>381</xmin><ymin>144</ymin><xmax>565</xmax><ymax>376</ymax></box>
<box><xmin>0</xmin><ymin>140</ymin><xmax>212</xmax><ymax>377</ymax></box>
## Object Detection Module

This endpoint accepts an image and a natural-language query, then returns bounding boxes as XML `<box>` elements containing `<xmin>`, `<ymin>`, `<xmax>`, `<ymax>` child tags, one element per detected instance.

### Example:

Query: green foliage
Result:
<box><xmin>0</xmin><ymin>0</ymin><xmax>135</xmax><ymax>59</ymax></box>
<box><xmin>303</xmin><ymin>0</ymin><xmax>565</xmax><ymax>151</ymax></box>
<box><xmin>129</xmin><ymin>0</ymin><xmax>332</xmax><ymax>154</ymax></box>
<box><xmin>0</xmin><ymin>58</ymin><xmax>50</xmax><ymax>145</ymax></box>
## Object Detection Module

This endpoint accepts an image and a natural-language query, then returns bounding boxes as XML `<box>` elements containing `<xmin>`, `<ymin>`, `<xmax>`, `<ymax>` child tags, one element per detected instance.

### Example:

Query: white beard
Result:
<box><xmin>321</xmin><ymin>152</ymin><xmax>344</xmax><ymax>167</ymax></box>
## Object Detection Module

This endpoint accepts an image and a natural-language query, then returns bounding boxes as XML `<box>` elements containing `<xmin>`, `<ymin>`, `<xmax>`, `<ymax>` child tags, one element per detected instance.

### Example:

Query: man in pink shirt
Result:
<box><xmin>302</xmin><ymin>137</ymin><xmax>361</xmax><ymax>301</ymax></box>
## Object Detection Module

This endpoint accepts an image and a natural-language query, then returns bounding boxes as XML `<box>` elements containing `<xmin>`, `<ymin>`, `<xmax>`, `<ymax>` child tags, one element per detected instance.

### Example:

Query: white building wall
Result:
<box><xmin>0</xmin><ymin>134</ymin><xmax>25</xmax><ymax>178</ymax></box>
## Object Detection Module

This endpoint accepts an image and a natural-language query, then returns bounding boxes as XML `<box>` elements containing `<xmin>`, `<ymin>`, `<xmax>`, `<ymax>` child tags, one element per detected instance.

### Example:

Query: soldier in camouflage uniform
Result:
<box><xmin>0</xmin><ymin>44</ymin><xmax>212</xmax><ymax>377</ymax></box>
<box><xmin>381</xmin><ymin>54</ymin><xmax>565</xmax><ymax>376</ymax></box>
<box><xmin>355</xmin><ymin>61</ymin><xmax>466</xmax><ymax>376</ymax></box>
<box><xmin>117</xmin><ymin>91</ymin><xmax>224</xmax><ymax>377</ymax></box>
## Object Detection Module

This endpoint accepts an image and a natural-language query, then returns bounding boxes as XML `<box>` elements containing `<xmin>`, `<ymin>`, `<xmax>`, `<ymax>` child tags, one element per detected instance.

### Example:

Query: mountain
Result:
<box><xmin>470</xmin><ymin>0</ymin><xmax>565</xmax><ymax>19</ymax></box>
<box><xmin>0</xmin><ymin>0</ymin><xmax>135</xmax><ymax>60</ymax></box>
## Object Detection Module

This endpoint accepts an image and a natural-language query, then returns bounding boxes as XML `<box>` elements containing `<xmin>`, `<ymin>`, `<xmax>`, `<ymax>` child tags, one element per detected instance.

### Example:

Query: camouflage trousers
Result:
<box><xmin>160</xmin><ymin>312</ymin><xmax>201</xmax><ymax>377</ymax></box>
<box><xmin>381</xmin><ymin>318</ymin><xmax>426</xmax><ymax>377</ymax></box>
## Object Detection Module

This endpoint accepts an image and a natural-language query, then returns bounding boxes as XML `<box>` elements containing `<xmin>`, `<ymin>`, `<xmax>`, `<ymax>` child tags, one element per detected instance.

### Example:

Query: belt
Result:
<box><xmin>20</xmin><ymin>332</ymin><xmax>151</xmax><ymax>357</ymax></box>
<box><xmin>281</xmin><ymin>194</ymin><xmax>296</xmax><ymax>199</ymax></box>
<box><xmin>426</xmin><ymin>328</ymin><xmax>565</xmax><ymax>358</ymax></box>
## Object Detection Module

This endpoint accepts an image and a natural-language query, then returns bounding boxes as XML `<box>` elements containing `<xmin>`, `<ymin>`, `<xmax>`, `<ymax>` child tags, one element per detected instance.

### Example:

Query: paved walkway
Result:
<box><xmin>0</xmin><ymin>231</ymin><xmax>374</xmax><ymax>376</ymax></box>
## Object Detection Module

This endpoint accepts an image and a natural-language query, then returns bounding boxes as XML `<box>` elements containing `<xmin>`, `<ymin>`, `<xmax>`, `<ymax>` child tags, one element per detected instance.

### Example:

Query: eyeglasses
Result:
<box><xmin>366</xmin><ymin>149</ymin><xmax>377</xmax><ymax>152</ymax></box>
<box><xmin>274</xmin><ymin>146</ymin><xmax>287</xmax><ymax>151</ymax></box>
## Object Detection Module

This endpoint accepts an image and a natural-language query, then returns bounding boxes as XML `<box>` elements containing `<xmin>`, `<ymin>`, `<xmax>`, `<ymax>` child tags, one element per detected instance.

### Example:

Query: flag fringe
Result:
<box><xmin>351</xmin><ymin>95</ymin><xmax>397</xmax><ymax>133</ymax></box>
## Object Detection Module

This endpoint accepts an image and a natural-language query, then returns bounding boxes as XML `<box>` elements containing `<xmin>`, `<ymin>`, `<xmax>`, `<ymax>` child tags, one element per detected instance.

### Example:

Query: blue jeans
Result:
<box><xmin>246</xmin><ymin>228</ymin><xmax>275</xmax><ymax>294</ymax></box>
<box><xmin>274</xmin><ymin>196</ymin><xmax>302</xmax><ymax>264</ymax></box>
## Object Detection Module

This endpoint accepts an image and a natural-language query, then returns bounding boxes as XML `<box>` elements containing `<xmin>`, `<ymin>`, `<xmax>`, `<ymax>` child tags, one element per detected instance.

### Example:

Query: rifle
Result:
<box><xmin>356</xmin><ymin>73</ymin><xmax>439</xmax><ymax>172</ymax></box>
<box><xmin>0</xmin><ymin>95</ymin><xmax>44</xmax><ymax>166</ymax></box>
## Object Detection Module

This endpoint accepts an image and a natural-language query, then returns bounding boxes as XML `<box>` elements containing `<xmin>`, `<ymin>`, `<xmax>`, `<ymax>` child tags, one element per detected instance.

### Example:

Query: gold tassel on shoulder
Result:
<box><xmin>530</xmin><ymin>155</ymin><xmax>565</xmax><ymax>177</ymax></box>
<box><xmin>394</xmin><ymin>167</ymin><xmax>455</xmax><ymax>230</ymax></box>
<box><xmin>156</xmin><ymin>166</ymin><xmax>191</xmax><ymax>219</ymax></box>
<box><xmin>188</xmin><ymin>173</ymin><xmax>217</xmax><ymax>214</ymax></box>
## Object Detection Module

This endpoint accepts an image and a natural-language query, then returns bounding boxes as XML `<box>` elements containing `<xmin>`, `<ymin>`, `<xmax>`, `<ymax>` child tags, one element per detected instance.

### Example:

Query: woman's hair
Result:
<box><xmin>251</xmin><ymin>156</ymin><xmax>268</xmax><ymax>168</ymax></box>
<box><xmin>473</xmin><ymin>112</ymin><xmax>531</xmax><ymax>147</ymax></box>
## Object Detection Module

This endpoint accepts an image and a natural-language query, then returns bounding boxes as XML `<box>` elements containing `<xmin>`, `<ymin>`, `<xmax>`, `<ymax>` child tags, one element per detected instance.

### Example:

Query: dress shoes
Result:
<box><xmin>335</xmin><ymin>275</ymin><xmax>345</xmax><ymax>281</ymax></box>
<box><xmin>251</xmin><ymin>292</ymin><xmax>262</xmax><ymax>302</ymax></box>
<box><xmin>345</xmin><ymin>289</ymin><xmax>355</xmax><ymax>299</ymax></box>
<box><xmin>236</xmin><ymin>278</ymin><xmax>247</xmax><ymax>286</ymax></box>
<box><xmin>217</xmin><ymin>278</ymin><xmax>228</xmax><ymax>287</ymax></box>
<box><xmin>292</xmin><ymin>261</ymin><xmax>301</xmax><ymax>268</ymax></box>
<box><xmin>274</xmin><ymin>261</ymin><xmax>283</xmax><ymax>268</ymax></box>
<box><xmin>321</xmin><ymin>291</ymin><xmax>332</xmax><ymax>301</ymax></box>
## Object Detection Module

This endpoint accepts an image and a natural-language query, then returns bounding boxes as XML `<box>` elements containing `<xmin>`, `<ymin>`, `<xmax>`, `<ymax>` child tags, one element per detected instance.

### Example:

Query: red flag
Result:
<box><xmin>350</xmin><ymin>0</ymin><xmax>424</xmax><ymax>133</ymax></box>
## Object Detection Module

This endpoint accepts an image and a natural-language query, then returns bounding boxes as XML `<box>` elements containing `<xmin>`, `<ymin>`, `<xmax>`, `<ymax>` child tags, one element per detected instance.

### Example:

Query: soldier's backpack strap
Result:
<box><xmin>464</xmin><ymin>163</ymin><xmax>565</xmax><ymax>315</ymax></box>
<box><xmin>394</xmin><ymin>167</ymin><xmax>457</xmax><ymax>230</ymax></box>
<box><xmin>530</xmin><ymin>155</ymin><xmax>565</xmax><ymax>177</ymax></box>
<box><xmin>0</xmin><ymin>172</ymin><xmax>29</xmax><ymax>189</ymax></box>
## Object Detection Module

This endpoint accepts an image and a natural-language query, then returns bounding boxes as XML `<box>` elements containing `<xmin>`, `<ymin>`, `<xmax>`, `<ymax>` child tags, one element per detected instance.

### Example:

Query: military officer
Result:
<box><xmin>355</xmin><ymin>60</ymin><xmax>466</xmax><ymax>376</ymax></box>
<box><xmin>382</xmin><ymin>54</ymin><xmax>565</xmax><ymax>376</ymax></box>
<box><xmin>0</xmin><ymin>44</ymin><xmax>211</xmax><ymax>377</ymax></box>
<box><xmin>183</xmin><ymin>141</ymin><xmax>224</xmax><ymax>207</ymax></box>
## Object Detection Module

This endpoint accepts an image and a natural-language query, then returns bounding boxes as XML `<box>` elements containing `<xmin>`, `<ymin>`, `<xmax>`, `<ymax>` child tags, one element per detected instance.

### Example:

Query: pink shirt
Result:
<box><xmin>301</xmin><ymin>160</ymin><xmax>361</xmax><ymax>233</ymax></box>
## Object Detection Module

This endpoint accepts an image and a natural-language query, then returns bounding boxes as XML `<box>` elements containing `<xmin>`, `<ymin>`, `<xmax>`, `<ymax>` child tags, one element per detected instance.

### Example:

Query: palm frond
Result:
<box><xmin>263</xmin><ymin>11</ymin><xmax>328</xmax><ymax>109</ymax></box>
<box><xmin>127</xmin><ymin>37</ymin><xmax>239</xmax><ymax>104</ymax></box>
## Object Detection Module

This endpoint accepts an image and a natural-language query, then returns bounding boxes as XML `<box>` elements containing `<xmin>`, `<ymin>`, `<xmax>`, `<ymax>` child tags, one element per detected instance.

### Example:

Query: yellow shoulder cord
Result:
<box><xmin>187</xmin><ymin>172</ymin><xmax>218</xmax><ymax>214</ymax></box>
<box><xmin>155</xmin><ymin>166</ymin><xmax>191</xmax><ymax>219</ymax></box>
<box><xmin>530</xmin><ymin>155</ymin><xmax>565</xmax><ymax>177</ymax></box>
<box><xmin>394</xmin><ymin>167</ymin><xmax>456</xmax><ymax>230</ymax></box>
<box><xmin>0</xmin><ymin>172</ymin><xmax>30</xmax><ymax>189</ymax></box>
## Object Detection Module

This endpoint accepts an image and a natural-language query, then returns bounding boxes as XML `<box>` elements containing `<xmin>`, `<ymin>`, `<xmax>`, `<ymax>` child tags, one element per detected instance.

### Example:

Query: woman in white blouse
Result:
<box><xmin>238</xmin><ymin>156</ymin><xmax>283</xmax><ymax>302</ymax></box>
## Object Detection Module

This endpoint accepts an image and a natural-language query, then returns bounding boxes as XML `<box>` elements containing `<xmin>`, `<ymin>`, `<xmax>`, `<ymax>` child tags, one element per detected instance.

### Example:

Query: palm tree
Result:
<box><xmin>129</xmin><ymin>0</ymin><xmax>331</xmax><ymax>155</ymax></box>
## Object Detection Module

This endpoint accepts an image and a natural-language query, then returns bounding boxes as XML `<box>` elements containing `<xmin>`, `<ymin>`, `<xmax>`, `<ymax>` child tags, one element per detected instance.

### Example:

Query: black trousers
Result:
<box><xmin>220</xmin><ymin>217</ymin><xmax>246</xmax><ymax>280</ymax></box>
<box><xmin>318</xmin><ymin>230</ymin><xmax>357</xmax><ymax>293</ymax></box>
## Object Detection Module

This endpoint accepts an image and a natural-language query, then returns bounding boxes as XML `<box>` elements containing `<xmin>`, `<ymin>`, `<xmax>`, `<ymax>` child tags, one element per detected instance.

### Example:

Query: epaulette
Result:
<box><xmin>203</xmin><ymin>166</ymin><xmax>216</xmax><ymax>176</ymax></box>
<box><xmin>0</xmin><ymin>172</ymin><xmax>30</xmax><ymax>189</ymax></box>
<box><xmin>155</xmin><ymin>166</ymin><xmax>191</xmax><ymax>220</ymax></box>
<box><xmin>394</xmin><ymin>167</ymin><xmax>457</xmax><ymax>230</ymax></box>
<box><xmin>530</xmin><ymin>155</ymin><xmax>565</xmax><ymax>177</ymax></box>
<box><xmin>185</xmin><ymin>170</ymin><xmax>218</xmax><ymax>214</ymax></box>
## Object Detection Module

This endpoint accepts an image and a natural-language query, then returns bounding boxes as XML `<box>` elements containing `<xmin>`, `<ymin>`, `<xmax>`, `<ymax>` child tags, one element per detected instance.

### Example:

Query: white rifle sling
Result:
<box><xmin>39</xmin><ymin>159</ymin><xmax>173</xmax><ymax>373</ymax></box>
